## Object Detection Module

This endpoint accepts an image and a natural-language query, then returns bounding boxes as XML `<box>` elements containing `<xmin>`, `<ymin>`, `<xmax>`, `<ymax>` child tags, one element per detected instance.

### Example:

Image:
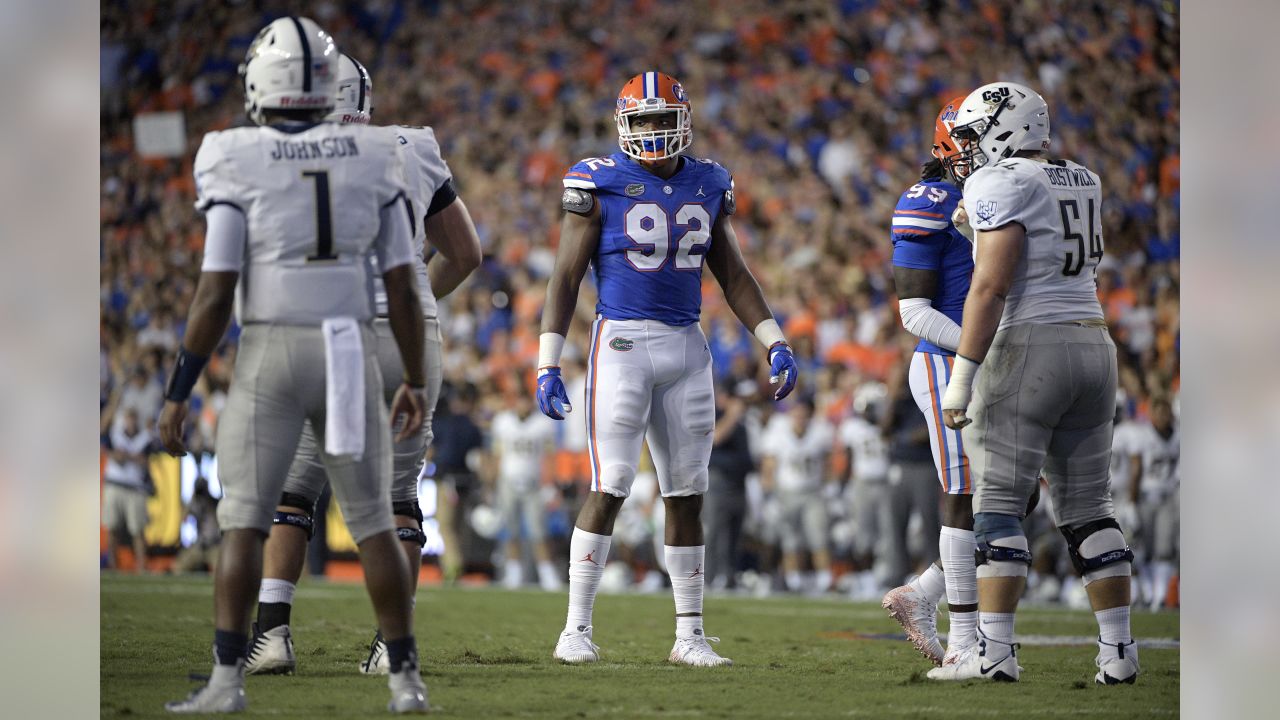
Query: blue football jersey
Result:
<box><xmin>563</xmin><ymin>153</ymin><xmax>734</xmax><ymax>326</ymax></box>
<box><xmin>889</xmin><ymin>179</ymin><xmax>973</xmax><ymax>356</ymax></box>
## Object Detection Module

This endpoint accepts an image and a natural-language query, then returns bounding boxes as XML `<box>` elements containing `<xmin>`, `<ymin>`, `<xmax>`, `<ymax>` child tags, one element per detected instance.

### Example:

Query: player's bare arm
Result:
<box><xmin>706</xmin><ymin>215</ymin><xmax>798</xmax><ymax>400</ymax></box>
<box><xmin>542</xmin><ymin>203</ymin><xmax>601</xmax><ymax>338</ymax></box>
<box><xmin>893</xmin><ymin>266</ymin><xmax>940</xmax><ymax>301</ymax></box>
<box><xmin>384</xmin><ymin>262</ymin><xmax>427</xmax><ymax>441</ymax></box>
<box><xmin>424</xmin><ymin>197</ymin><xmax>482</xmax><ymax>299</ymax></box>
<box><xmin>705</xmin><ymin>215</ymin><xmax>772</xmax><ymax>333</ymax></box>
<box><xmin>158</xmin><ymin>270</ymin><xmax>238</xmax><ymax>456</ymax></box>
<box><xmin>941</xmin><ymin>222</ymin><xmax>1024</xmax><ymax>429</ymax></box>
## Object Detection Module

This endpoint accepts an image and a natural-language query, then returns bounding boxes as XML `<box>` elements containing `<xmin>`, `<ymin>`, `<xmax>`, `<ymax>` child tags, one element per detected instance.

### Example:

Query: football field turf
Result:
<box><xmin>102</xmin><ymin>573</ymin><xmax>1179</xmax><ymax>718</ymax></box>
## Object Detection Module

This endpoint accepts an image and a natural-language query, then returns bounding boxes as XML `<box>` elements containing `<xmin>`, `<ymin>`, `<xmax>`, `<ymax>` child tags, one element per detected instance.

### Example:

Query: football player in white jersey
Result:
<box><xmin>242</xmin><ymin>53</ymin><xmax>482</xmax><ymax>677</ymax></box>
<box><xmin>931</xmin><ymin>82</ymin><xmax>1139</xmax><ymax>685</ymax></box>
<box><xmin>839</xmin><ymin>384</ymin><xmax>890</xmax><ymax>598</ymax></box>
<box><xmin>489</xmin><ymin>389</ymin><xmax>561</xmax><ymax>590</ymax></box>
<box><xmin>1127</xmin><ymin>396</ymin><xmax>1179</xmax><ymax>610</ymax></box>
<box><xmin>157</xmin><ymin>18</ymin><xmax>431</xmax><ymax>713</ymax></box>
<box><xmin>760</xmin><ymin>398</ymin><xmax>836</xmax><ymax>593</ymax></box>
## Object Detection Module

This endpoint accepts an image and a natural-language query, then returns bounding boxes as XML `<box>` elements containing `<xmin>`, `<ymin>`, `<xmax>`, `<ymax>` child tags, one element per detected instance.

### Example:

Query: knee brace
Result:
<box><xmin>392</xmin><ymin>500</ymin><xmax>426</xmax><ymax>547</ymax></box>
<box><xmin>393</xmin><ymin>500</ymin><xmax>424</xmax><ymax>525</ymax></box>
<box><xmin>273</xmin><ymin>492</ymin><xmax>317</xmax><ymax>540</ymax></box>
<box><xmin>1060</xmin><ymin>517</ymin><xmax>1133</xmax><ymax>586</ymax></box>
<box><xmin>973</xmin><ymin>512</ymin><xmax>1031</xmax><ymax>578</ymax></box>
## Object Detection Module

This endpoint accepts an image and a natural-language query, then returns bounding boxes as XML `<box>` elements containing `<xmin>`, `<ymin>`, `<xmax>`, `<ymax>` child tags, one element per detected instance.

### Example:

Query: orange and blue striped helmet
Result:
<box><xmin>615</xmin><ymin>71</ymin><xmax>692</xmax><ymax>162</ymax></box>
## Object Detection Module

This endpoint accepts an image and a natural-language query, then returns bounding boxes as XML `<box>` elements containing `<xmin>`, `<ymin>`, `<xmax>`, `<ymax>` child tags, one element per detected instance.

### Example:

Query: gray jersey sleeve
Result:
<box><xmin>375</xmin><ymin>196</ymin><xmax>415</xmax><ymax>273</ymax></box>
<box><xmin>406</xmin><ymin>126</ymin><xmax>452</xmax><ymax>204</ymax></box>
<box><xmin>963</xmin><ymin>164</ymin><xmax>1037</xmax><ymax>232</ymax></box>
<box><xmin>193</xmin><ymin>132</ymin><xmax>245</xmax><ymax>213</ymax></box>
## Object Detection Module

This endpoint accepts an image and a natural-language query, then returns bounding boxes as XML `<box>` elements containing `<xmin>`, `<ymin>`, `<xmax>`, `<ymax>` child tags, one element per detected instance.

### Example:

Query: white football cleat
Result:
<box><xmin>882</xmin><ymin>582</ymin><xmax>944</xmax><ymax>666</ymax></box>
<box><xmin>1095</xmin><ymin>638</ymin><xmax>1140</xmax><ymax>685</ymax></box>
<box><xmin>553</xmin><ymin>625</ymin><xmax>600</xmax><ymax>663</ymax></box>
<box><xmin>165</xmin><ymin>661</ymin><xmax>247</xmax><ymax>714</ymax></box>
<box><xmin>941</xmin><ymin>637</ymin><xmax>978</xmax><ymax>667</ymax></box>
<box><xmin>359</xmin><ymin>630</ymin><xmax>390</xmax><ymax>675</ymax></box>
<box><xmin>387</xmin><ymin>662</ymin><xmax>429</xmax><ymax>713</ymax></box>
<box><xmin>668</xmin><ymin>632</ymin><xmax>733</xmax><ymax>667</ymax></box>
<box><xmin>927</xmin><ymin>632</ymin><xmax>1020</xmax><ymax>682</ymax></box>
<box><xmin>244</xmin><ymin>623</ymin><xmax>296</xmax><ymax>675</ymax></box>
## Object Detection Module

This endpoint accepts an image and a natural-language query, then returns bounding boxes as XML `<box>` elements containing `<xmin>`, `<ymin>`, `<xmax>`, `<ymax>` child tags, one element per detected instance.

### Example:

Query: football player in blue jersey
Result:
<box><xmin>536</xmin><ymin>71</ymin><xmax>798</xmax><ymax>667</ymax></box>
<box><xmin>880</xmin><ymin>96</ymin><xmax>982</xmax><ymax>668</ymax></box>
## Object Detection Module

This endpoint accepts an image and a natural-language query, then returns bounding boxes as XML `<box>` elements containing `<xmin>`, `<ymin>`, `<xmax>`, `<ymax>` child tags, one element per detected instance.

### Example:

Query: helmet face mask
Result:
<box><xmin>949</xmin><ymin>82</ymin><xmax>1051</xmax><ymax>183</ymax></box>
<box><xmin>616</xmin><ymin>72</ymin><xmax>692</xmax><ymax>163</ymax></box>
<box><xmin>240</xmin><ymin>16</ymin><xmax>339</xmax><ymax>126</ymax></box>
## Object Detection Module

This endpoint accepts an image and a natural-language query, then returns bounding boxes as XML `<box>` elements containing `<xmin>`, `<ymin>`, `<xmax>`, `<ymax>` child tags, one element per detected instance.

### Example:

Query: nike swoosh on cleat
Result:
<box><xmin>979</xmin><ymin>663</ymin><xmax>1000</xmax><ymax>675</ymax></box>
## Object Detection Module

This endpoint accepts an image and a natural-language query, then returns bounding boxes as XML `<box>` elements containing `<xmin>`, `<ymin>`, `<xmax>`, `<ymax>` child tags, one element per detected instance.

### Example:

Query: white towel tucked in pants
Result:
<box><xmin>322</xmin><ymin>317</ymin><xmax>366</xmax><ymax>459</ymax></box>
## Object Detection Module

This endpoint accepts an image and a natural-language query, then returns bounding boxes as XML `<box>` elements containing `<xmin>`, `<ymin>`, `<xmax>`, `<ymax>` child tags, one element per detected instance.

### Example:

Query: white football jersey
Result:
<box><xmin>491</xmin><ymin>410</ymin><xmax>555</xmax><ymax>490</ymax></box>
<box><xmin>194</xmin><ymin>123</ymin><xmax>411</xmax><ymax>325</ymax></box>
<box><xmin>964</xmin><ymin>157</ymin><xmax>1106</xmax><ymax>329</ymax></box>
<box><xmin>762</xmin><ymin>415</ymin><xmax>834</xmax><ymax>492</ymax></box>
<box><xmin>1134</xmin><ymin>423</ymin><xmax>1179</xmax><ymax>498</ymax></box>
<box><xmin>839</xmin><ymin>416</ymin><xmax>889</xmax><ymax>482</ymax></box>
<box><xmin>1109</xmin><ymin>419</ymin><xmax>1143</xmax><ymax>500</ymax></box>
<box><xmin>370</xmin><ymin>125</ymin><xmax>454</xmax><ymax>318</ymax></box>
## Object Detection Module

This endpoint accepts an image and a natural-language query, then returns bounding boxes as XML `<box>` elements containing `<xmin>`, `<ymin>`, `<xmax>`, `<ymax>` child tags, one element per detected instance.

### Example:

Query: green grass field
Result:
<box><xmin>102</xmin><ymin>573</ymin><xmax>1179</xmax><ymax>718</ymax></box>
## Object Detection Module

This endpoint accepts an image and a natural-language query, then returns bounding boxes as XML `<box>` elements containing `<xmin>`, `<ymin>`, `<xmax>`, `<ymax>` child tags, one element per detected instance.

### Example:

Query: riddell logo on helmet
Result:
<box><xmin>280</xmin><ymin>96</ymin><xmax>329</xmax><ymax>107</ymax></box>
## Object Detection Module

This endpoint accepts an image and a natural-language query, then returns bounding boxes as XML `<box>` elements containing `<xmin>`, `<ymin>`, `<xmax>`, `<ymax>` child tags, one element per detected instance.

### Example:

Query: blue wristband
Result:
<box><xmin>164</xmin><ymin>347</ymin><xmax>209</xmax><ymax>402</ymax></box>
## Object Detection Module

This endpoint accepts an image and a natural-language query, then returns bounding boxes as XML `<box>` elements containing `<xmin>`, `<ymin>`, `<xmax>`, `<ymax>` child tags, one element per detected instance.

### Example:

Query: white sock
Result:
<box><xmin>940</xmin><ymin>526</ymin><xmax>978</xmax><ymax>646</ymax></box>
<box><xmin>979</xmin><ymin>612</ymin><xmax>1016</xmax><ymax>645</ymax></box>
<box><xmin>665</xmin><ymin>545</ymin><xmax>705</xmax><ymax>638</ymax></box>
<box><xmin>1151</xmin><ymin>561</ymin><xmax>1174</xmax><ymax>608</ymax></box>
<box><xmin>258</xmin><ymin>578</ymin><xmax>296</xmax><ymax>606</ymax></box>
<box><xmin>537</xmin><ymin>560</ymin><xmax>560</xmax><ymax>587</ymax></box>
<box><xmin>1095</xmin><ymin>605</ymin><xmax>1132</xmax><ymax>645</ymax></box>
<box><xmin>565</xmin><ymin>529</ymin><xmax>611</xmax><ymax>632</ymax></box>
<box><xmin>785</xmin><ymin>571</ymin><xmax>803</xmax><ymax>592</ymax></box>
<box><xmin>504</xmin><ymin>558</ymin><xmax>523</xmax><ymax>587</ymax></box>
<box><xmin>910</xmin><ymin>563</ymin><xmax>946</xmax><ymax>604</ymax></box>
<box><xmin>209</xmin><ymin>660</ymin><xmax>244</xmax><ymax>687</ymax></box>
<box><xmin>814</xmin><ymin>569</ymin><xmax>833</xmax><ymax>593</ymax></box>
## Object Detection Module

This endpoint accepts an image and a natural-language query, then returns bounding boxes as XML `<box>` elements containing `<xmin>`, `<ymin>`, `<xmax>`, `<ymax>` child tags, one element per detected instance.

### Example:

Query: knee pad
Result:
<box><xmin>396</xmin><ymin>525</ymin><xmax>427</xmax><ymax>548</ymax></box>
<box><xmin>973</xmin><ymin>512</ymin><xmax>1031</xmax><ymax>578</ymax></box>
<box><xmin>273</xmin><ymin>492</ymin><xmax>317</xmax><ymax>539</ymax></box>
<box><xmin>1061</xmin><ymin>517</ymin><xmax>1133</xmax><ymax>586</ymax></box>
<box><xmin>596</xmin><ymin>464</ymin><xmax>636</xmax><ymax>498</ymax></box>
<box><xmin>272</xmin><ymin>510</ymin><xmax>315</xmax><ymax>540</ymax></box>
<box><xmin>393</xmin><ymin>499</ymin><xmax>424</xmax><ymax>525</ymax></box>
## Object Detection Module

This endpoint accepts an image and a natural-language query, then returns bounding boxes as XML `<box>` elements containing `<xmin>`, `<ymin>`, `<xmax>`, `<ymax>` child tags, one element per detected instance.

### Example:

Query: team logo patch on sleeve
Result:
<box><xmin>625</xmin><ymin>183</ymin><xmax>645</xmax><ymax>197</ymax></box>
<box><xmin>609</xmin><ymin>338</ymin><xmax>635</xmax><ymax>352</ymax></box>
<box><xmin>975</xmin><ymin>200</ymin><xmax>998</xmax><ymax>224</ymax></box>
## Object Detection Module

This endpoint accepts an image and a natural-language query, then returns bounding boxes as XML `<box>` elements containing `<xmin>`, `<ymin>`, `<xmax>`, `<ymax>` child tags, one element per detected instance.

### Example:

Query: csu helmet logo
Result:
<box><xmin>609</xmin><ymin>338</ymin><xmax>635</xmax><ymax>352</ymax></box>
<box><xmin>981</xmin><ymin>86</ymin><xmax>1011</xmax><ymax>108</ymax></box>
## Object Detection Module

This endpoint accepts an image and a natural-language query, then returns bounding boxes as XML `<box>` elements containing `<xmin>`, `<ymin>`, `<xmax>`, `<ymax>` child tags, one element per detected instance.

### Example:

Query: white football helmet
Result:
<box><xmin>949</xmin><ymin>82</ymin><xmax>1050</xmax><ymax>181</ymax></box>
<box><xmin>327</xmin><ymin>53</ymin><xmax>372</xmax><ymax>125</ymax></box>
<box><xmin>239</xmin><ymin>16</ymin><xmax>339</xmax><ymax>126</ymax></box>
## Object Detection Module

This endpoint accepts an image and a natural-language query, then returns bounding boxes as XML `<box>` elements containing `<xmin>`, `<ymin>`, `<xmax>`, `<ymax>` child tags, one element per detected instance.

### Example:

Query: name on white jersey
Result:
<box><xmin>269</xmin><ymin>137</ymin><xmax>361</xmax><ymax>161</ymax></box>
<box><xmin>1040</xmin><ymin>165</ymin><xmax>1097</xmax><ymax>187</ymax></box>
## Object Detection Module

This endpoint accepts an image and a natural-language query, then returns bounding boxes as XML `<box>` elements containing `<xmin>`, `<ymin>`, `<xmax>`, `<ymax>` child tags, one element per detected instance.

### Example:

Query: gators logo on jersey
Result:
<box><xmin>609</xmin><ymin>338</ymin><xmax>635</xmax><ymax>352</ymax></box>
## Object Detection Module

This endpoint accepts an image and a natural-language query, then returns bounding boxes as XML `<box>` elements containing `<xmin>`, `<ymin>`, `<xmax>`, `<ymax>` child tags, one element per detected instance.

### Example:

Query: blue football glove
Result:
<box><xmin>768</xmin><ymin>342</ymin><xmax>799</xmax><ymax>401</ymax></box>
<box><xmin>536</xmin><ymin>367</ymin><xmax>572</xmax><ymax>420</ymax></box>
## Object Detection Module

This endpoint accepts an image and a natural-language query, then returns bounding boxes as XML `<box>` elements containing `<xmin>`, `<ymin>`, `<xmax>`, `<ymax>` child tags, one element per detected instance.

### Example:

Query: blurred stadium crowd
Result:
<box><xmin>99</xmin><ymin>0</ymin><xmax>1179</xmax><ymax>605</ymax></box>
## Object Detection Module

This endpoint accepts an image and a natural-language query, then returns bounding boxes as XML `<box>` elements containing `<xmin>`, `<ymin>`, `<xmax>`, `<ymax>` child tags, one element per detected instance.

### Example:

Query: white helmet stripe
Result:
<box><xmin>645</xmin><ymin>71</ymin><xmax>656</xmax><ymax>98</ymax></box>
<box><xmin>287</xmin><ymin>16</ymin><xmax>312</xmax><ymax>92</ymax></box>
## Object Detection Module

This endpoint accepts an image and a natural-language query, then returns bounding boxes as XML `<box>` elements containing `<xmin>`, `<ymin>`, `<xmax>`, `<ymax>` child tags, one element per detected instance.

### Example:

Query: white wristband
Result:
<box><xmin>753</xmin><ymin>318</ymin><xmax>786</xmax><ymax>349</ymax></box>
<box><xmin>538</xmin><ymin>332</ymin><xmax>565</xmax><ymax>370</ymax></box>
<box><xmin>940</xmin><ymin>355</ymin><xmax>980</xmax><ymax>411</ymax></box>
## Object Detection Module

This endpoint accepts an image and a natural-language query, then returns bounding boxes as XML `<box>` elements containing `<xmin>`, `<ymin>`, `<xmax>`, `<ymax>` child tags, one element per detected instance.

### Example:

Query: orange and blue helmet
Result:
<box><xmin>931</xmin><ymin>95</ymin><xmax>968</xmax><ymax>178</ymax></box>
<box><xmin>615</xmin><ymin>71</ymin><xmax>692</xmax><ymax>162</ymax></box>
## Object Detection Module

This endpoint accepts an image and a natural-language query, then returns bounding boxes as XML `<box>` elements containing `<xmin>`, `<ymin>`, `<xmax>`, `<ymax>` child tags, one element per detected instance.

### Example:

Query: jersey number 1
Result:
<box><xmin>1059</xmin><ymin>198</ymin><xmax>1103</xmax><ymax>276</ymax></box>
<box><xmin>303</xmin><ymin>170</ymin><xmax>337</xmax><ymax>261</ymax></box>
